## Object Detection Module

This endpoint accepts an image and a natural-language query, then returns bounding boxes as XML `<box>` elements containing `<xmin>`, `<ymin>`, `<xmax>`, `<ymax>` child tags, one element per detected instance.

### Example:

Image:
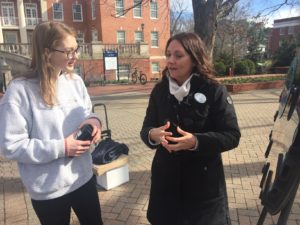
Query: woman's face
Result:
<box><xmin>49</xmin><ymin>34</ymin><xmax>79</xmax><ymax>74</ymax></box>
<box><xmin>166</xmin><ymin>40</ymin><xmax>194</xmax><ymax>85</ymax></box>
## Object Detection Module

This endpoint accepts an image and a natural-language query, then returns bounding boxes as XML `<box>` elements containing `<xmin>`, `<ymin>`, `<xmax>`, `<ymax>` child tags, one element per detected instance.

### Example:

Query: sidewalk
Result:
<box><xmin>1</xmin><ymin>87</ymin><xmax>300</xmax><ymax>225</ymax></box>
<box><xmin>87</xmin><ymin>82</ymin><xmax>156</xmax><ymax>97</ymax></box>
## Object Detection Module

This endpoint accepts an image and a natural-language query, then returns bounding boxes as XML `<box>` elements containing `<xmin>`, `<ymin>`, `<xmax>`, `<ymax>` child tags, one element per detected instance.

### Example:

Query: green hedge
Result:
<box><xmin>221</xmin><ymin>76</ymin><xmax>284</xmax><ymax>84</ymax></box>
<box><xmin>214</xmin><ymin>61</ymin><xmax>227</xmax><ymax>76</ymax></box>
<box><xmin>234</xmin><ymin>59</ymin><xmax>256</xmax><ymax>75</ymax></box>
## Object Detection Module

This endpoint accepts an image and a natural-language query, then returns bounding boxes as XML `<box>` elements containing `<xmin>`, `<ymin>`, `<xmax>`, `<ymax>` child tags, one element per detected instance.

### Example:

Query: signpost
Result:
<box><xmin>103</xmin><ymin>50</ymin><xmax>119</xmax><ymax>81</ymax></box>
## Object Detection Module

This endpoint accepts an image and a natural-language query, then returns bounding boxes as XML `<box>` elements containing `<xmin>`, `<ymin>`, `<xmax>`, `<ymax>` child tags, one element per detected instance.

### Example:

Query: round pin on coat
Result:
<box><xmin>227</xmin><ymin>96</ymin><xmax>233</xmax><ymax>104</ymax></box>
<box><xmin>194</xmin><ymin>93</ymin><xmax>207</xmax><ymax>103</ymax></box>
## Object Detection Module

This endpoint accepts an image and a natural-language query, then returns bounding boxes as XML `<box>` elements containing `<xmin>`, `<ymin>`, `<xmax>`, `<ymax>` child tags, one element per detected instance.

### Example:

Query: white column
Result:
<box><xmin>40</xmin><ymin>0</ymin><xmax>48</xmax><ymax>21</ymax></box>
<box><xmin>17</xmin><ymin>0</ymin><xmax>28</xmax><ymax>43</ymax></box>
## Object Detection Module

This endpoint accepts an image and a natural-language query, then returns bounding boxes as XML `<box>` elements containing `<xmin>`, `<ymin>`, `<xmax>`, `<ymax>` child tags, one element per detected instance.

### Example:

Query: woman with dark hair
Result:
<box><xmin>140</xmin><ymin>32</ymin><xmax>241</xmax><ymax>225</ymax></box>
<box><xmin>0</xmin><ymin>21</ymin><xmax>103</xmax><ymax>225</ymax></box>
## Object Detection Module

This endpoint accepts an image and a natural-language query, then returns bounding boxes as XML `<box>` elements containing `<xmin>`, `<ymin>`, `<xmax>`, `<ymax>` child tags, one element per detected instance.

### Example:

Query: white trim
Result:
<box><xmin>72</xmin><ymin>3</ymin><xmax>83</xmax><ymax>22</ymax></box>
<box><xmin>53</xmin><ymin>2</ymin><xmax>64</xmax><ymax>21</ymax></box>
<box><xmin>273</xmin><ymin>19</ymin><xmax>300</xmax><ymax>28</ymax></box>
<box><xmin>150</xmin><ymin>55</ymin><xmax>165</xmax><ymax>59</ymax></box>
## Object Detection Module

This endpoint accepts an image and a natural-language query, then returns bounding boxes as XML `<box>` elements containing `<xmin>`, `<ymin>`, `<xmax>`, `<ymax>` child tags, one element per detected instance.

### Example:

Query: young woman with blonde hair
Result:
<box><xmin>0</xmin><ymin>21</ymin><xmax>103</xmax><ymax>225</ymax></box>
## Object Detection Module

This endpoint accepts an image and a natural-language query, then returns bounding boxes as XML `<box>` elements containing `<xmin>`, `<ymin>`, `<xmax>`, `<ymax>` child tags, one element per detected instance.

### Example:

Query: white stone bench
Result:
<box><xmin>93</xmin><ymin>154</ymin><xmax>129</xmax><ymax>190</ymax></box>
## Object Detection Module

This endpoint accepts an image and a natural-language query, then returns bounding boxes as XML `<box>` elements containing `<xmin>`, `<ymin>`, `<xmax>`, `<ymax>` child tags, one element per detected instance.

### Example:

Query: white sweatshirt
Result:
<box><xmin>0</xmin><ymin>73</ymin><xmax>97</xmax><ymax>200</ymax></box>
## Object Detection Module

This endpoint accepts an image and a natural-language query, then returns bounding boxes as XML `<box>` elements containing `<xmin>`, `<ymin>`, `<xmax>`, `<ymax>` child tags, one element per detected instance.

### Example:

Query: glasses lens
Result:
<box><xmin>67</xmin><ymin>47</ymin><xmax>80</xmax><ymax>59</ymax></box>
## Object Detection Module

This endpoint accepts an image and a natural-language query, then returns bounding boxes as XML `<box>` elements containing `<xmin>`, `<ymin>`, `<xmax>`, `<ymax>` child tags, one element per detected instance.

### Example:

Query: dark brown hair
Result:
<box><xmin>163</xmin><ymin>32</ymin><xmax>218</xmax><ymax>83</ymax></box>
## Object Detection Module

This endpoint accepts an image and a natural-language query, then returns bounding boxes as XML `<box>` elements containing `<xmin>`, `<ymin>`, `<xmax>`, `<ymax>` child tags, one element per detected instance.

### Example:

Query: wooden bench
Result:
<box><xmin>93</xmin><ymin>154</ymin><xmax>129</xmax><ymax>190</ymax></box>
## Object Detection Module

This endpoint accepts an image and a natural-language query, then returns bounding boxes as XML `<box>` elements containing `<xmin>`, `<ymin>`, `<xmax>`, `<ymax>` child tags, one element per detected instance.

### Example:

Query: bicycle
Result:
<box><xmin>131</xmin><ymin>68</ymin><xmax>147</xmax><ymax>85</ymax></box>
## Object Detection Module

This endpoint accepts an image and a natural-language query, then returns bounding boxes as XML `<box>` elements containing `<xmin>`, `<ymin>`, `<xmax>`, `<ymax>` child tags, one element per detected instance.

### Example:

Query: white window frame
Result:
<box><xmin>151</xmin><ymin>31</ymin><xmax>159</xmax><ymax>47</ymax></box>
<box><xmin>74</xmin><ymin>64</ymin><xmax>83</xmax><ymax>77</ymax></box>
<box><xmin>27</xmin><ymin>31</ymin><xmax>33</xmax><ymax>44</ymax></box>
<box><xmin>116</xmin><ymin>0</ymin><xmax>125</xmax><ymax>17</ymax></box>
<box><xmin>91</xmin><ymin>0</ymin><xmax>96</xmax><ymax>20</ymax></box>
<box><xmin>1</xmin><ymin>2</ymin><xmax>16</xmax><ymax>26</ymax></box>
<box><xmin>4</xmin><ymin>31</ymin><xmax>18</xmax><ymax>43</ymax></box>
<box><xmin>151</xmin><ymin>62</ymin><xmax>160</xmax><ymax>73</ymax></box>
<box><xmin>118</xmin><ymin>64</ymin><xmax>131</xmax><ymax>80</ymax></box>
<box><xmin>117</xmin><ymin>31</ymin><xmax>126</xmax><ymax>44</ymax></box>
<box><xmin>133</xmin><ymin>0</ymin><xmax>142</xmax><ymax>18</ymax></box>
<box><xmin>135</xmin><ymin>31</ymin><xmax>142</xmax><ymax>43</ymax></box>
<box><xmin>92</xmin><ymin>29</ymin><xmax>98</xmax><ymax>42</ymax></box>
<box><xmin>72</xmin><ymin>3</ymin><xmax>83</xmax><ymax>22</ymax></box>
<box><xmin>77</xmin><ymin>31</ymin><xmax>84</xmax><ymax>44</ymax></box>
<box><xmin>24</xmin><ymin>3</ymin><xmax>38</xmax><ymax>26</ymax></box>
<box><xmin>279</xmin><ymin>27</ymin><xmax>285</xmax><ymax>35</ymax></box>
<box><xmin>150</xmin><ymin>2</ymin><xmax>158</xmax><ymax>19</ymax></box>
<box><xmin>53</xmin><ymin>3</ymin><xmax>64</xmax><ymax>21</ymax></box>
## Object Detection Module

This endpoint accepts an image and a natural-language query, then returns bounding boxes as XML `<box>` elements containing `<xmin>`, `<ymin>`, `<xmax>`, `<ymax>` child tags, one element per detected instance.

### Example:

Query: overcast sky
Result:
<box><xmin>171</xmin><ymin>0</ymin><xmax>300</xmax><ymax>27</ymax></box>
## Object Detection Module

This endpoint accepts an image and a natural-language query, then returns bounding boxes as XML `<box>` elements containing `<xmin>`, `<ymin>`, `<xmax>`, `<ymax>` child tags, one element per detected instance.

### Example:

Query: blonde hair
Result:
<box><xmin>29</xmin><ymin>21</ymin><xmax>76</xmax><ymax>106</ymax></box>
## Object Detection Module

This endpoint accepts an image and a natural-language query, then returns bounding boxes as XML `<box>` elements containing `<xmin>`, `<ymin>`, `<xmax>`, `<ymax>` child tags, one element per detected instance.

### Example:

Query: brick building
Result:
<box><xmin>268</xmin><ymin>16</ymin><xmax>300</xmax><ymax>55</ymax></box>
<box><xmin>0</xmin><ymin>0</ymin><xmax>170</xmax><ymax>81</ymax></box>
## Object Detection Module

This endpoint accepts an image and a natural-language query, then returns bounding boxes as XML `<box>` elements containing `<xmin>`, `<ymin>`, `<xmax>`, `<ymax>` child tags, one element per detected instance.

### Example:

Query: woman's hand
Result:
<box><xmin>64</xmin><ymin>133</ymin><xmax>91</xmax><ymax>157</ymax></box>
<box><xmin>64</xmin><ymin>118</ymin><xmax>102</xmax><ymax>157</ymax></box>
<box><xmin>80</xmin><ymin>118</ymin><xmax>102</xmax><ymax>144</ymax></box>
<box><xmin>149</xmin><ymin>121</ymin><xmax>173</xmax><ymax>145</ymax></box>
<box><xmin>162</xmin><ymin>126</ymin><xmax>197</xmax><ymax>153</ymax></box>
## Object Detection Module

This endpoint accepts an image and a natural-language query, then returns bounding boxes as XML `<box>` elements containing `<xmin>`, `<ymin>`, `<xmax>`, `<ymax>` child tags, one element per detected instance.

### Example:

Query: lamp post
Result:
<box><xmin>141</xmin><ymin>23</ymin><xmax>144</xmax><ymax>43</ymax></box>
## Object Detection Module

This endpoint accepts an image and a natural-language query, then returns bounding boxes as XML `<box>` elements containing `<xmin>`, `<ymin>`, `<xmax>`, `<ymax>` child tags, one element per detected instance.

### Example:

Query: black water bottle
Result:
<box><xmin>76</xmin><ymin>124</ymin><xmax>94</xmax><ymax>141</ymax></box>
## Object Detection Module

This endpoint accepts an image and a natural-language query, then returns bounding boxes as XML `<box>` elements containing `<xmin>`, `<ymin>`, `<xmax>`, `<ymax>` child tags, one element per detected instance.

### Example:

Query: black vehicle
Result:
<box><xmin>258</xmin><ymin>35</ymin><xmax>300</xmax><ymax>225</ymax></box>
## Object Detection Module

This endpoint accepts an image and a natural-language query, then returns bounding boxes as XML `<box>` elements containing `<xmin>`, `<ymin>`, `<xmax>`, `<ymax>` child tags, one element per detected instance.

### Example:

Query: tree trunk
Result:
<box><xmin>193</xmin><ymin>0</ymin><xmax>218</xmax><ymax>59</ymax></box>
<box><xmin>192</xmin><ymin>0</ymin><xmax>239</xmax><ymax>59</ymax></box>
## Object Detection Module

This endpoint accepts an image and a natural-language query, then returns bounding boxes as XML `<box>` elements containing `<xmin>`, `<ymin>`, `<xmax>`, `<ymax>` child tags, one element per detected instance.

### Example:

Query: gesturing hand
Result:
<box><xmin>149</xmin><ymin>121</ymin><xmax>173</xmax><ymax>145</ymax></box>
<box><xmin>162</xmin><ymin>126</ymin><xmax>197</xmax><ymax>153</ymax></box>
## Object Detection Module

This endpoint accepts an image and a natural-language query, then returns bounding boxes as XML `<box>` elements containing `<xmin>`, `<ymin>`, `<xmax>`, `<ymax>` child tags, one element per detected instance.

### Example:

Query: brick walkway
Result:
<box><xmin>1</xmin><ymin>86</ymin><xmax>300</xmax><ymax>225</ymax></box>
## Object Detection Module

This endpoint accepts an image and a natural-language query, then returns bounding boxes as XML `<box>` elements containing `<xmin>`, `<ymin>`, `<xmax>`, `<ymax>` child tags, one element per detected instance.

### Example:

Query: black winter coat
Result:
<box><xmin>140</xmin><ymin>74</ymin><xmax>241</xmax><ymax>225</ymax></box>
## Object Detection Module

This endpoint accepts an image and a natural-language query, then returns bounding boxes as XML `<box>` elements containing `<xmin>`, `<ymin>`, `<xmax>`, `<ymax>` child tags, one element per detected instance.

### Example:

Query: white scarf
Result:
<box><xmin>168</xmin><ymin>74</ymin><xmax>193</xmax><ymax>102</ymax></box>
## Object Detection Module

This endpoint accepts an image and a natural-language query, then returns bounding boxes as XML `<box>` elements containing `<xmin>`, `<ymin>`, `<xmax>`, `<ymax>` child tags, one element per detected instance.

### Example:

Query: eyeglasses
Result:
<box><xmin>51</xmin><ymin>46</ymin><xmax>81</xmax><ymax>59</ymax></box>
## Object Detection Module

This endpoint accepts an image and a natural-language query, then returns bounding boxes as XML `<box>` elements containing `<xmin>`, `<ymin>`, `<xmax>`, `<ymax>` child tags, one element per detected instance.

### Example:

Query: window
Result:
<box><xmin>118</xmin><ymin>64</ymin><xmax>131</xmax><ymax>80</ymax></box>
<box><xmin>1</xmin><ymin>2</ymin><xmax>16</xmax><ymax>26</ymax></box>
<box><xmin>72</xmin><ymin>4</ymin><xmax>83</xmax><ymax>21</ymax></box>
<box><xmin>53</xmin><ymin>3</ymin><xmax>63</xmax><ymax>21</ymax></box>
<box><xmin>74</xmin><ymin>65</ymin><xmax>83</xmax><ymax>77</ymax></box>
<box><xmin>92</xmin><ymin>30</ymin><xmax>98</xmax><ymax>42</ymax></box>
<box><xmin>150</xmin><ymin>2</ymin><xmax>158</xmax><ymax>19</ymax></box>
<box><xmin>27</xmin><ymin>31</ymin><xmax>33</xmax><ymax>43</ymax></box>
<box><xmin>25</xmin><ymin>3</ymin><xmax>38</xmax><ymax>26</ymax></box>
<box><xmin>151</xmin><ymin>31</ymin><xmax>158</xmax><ymax>47</ymax></box>
<box><xmin>279</xmin><ymin>27</ymin><xmax>285</xmax><ymax>35</ymax></box>
<box><xmin>116</xmin><ymin>0</ymin><xmax>124</xmax><ymax>17</ymax></box>
<box><xmin>135</xmin><ymin>31</ymin><xmax>143</xmax><ymax>43</ymax></box>
<box><xmin>133</xmin><ymin>0</ymin><xmax>142</xmax><ymax>17</ymax></box>
<box><xmin>151</xmin><ymin>62</ymin><xmax>160</xmax><ymax>73</ymax></box>
<box><xmin>117</xmin><ymin>31</ymin><xmax>125</xmax><ymax>44</ymax></box>
<box><xmin>3</xmin><ymin>31</ymin><xmax>18</xmax><ymax>43</ymax></box>
<box><xmin>91</xmin><ymin>0</ymin><xmax>96</xmax><ymax>19</ymax></box>
<box><xmin>77</xmin><ymin>31</ymin><xmax>84</xmax><ymax>44</ymax></box>
<box><xmin>288</xmin><ymin>26</ymin><xmax>294</xmax><ymax>35</ymax></box>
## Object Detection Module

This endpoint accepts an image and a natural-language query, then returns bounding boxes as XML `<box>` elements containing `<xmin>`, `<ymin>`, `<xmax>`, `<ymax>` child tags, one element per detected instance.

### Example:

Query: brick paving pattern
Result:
<box><xmin>1</xmin><ymin>86</ymin><xmax>300</xmax><ymax>225</ymax></box>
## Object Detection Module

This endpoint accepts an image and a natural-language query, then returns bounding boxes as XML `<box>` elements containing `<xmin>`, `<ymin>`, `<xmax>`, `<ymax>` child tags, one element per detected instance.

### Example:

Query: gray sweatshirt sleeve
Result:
<box><xmin>0</xmin><ymin>100</ymin><xmax>65</xmax><ymax>164</ymax></box>
<box><xmin>0</xmin><ymin>77</ymin><xmax>80</xmax><ymax>164</ymax></box>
